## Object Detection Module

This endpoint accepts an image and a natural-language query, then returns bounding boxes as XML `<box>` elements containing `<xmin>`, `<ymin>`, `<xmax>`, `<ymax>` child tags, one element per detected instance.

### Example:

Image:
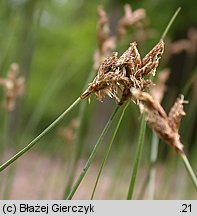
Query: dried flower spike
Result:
<box><xmin>131</xmin><ymin>88</ymin><xmax>187</xmax><ymax>154</ymax></box>
<box><xmin>81</xmin><ymin>40</ymin><xmax>164</xmax><ymax>104</ymax></box>
<box><xmin>0</xmin><ymin>63</ymin><xmax>25</xmax><ymax>112</ymax></box>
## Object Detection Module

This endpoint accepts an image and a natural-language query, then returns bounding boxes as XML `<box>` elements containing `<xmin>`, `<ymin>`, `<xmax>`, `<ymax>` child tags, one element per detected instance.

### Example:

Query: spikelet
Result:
<box><xmin>81</xmin><ymin>40</ymin><xmax>164</xmax><ymax>105</ymax></box>
<box><xmin>131</xmin><ymin>88</ymin><xmax>187</xmax><ymax>154</ymax></box>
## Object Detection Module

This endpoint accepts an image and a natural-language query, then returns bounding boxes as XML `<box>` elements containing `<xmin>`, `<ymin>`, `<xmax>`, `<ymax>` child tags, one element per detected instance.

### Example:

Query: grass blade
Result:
<box><xmin>0</xmin><ymin>97</ymin><xmax>81</xmax><ymax>173</ymax></box>
<box><xmin>127</xmin><ymin>114</ymin><xmax>146</xmax><ymax>200</ymax></box>
<box><xmin>66</xmin><ymin>105</ymin><xmax>120</xmax><ymax>200</ymax></box>
<box><xmin>91</xmin><ymin>103</ymin><xmax>129</xmax><ymax>199</ymax></box>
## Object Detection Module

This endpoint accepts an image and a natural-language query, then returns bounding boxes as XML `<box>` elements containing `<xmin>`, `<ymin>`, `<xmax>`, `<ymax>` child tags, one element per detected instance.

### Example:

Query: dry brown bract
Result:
<box><xmin>131</xmin><ymin>88</ymin><xmax>187</xmax><ymax>154</ymax></box>
<box><xmin>0</xmin><ymin>63</ymin><xmax>25</xmax><ymax>112</ymax></box>
<box><xmin>81</xmin><ymin>40</ymin><xmax>164</xmax><ymax>104</ymax></box>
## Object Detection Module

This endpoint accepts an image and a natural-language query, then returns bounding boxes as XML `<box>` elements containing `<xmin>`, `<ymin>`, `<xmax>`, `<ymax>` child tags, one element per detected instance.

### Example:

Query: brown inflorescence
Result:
<box><xmin>131</xmin><ymin>88</ymin><xmax>188</xmax><ymax>154</ymax></box>
<box><xmin>81</xmin><ymin>40</ymin><xmax>164</xmax><ymax>105</ymax></box>
<box><xmin>0</xmin><ymin>63</ymin><xmax>25</xmax><ymax>112</ymax></box>
<box><xmin>93</xmin><ymin>4</ymin><xmax>147</xmax><ymax>71</ymax></box>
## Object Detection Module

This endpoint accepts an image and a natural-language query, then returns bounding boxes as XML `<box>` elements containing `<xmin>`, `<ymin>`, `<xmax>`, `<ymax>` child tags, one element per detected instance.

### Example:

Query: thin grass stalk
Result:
<box><xmin>91</xmin><ymin>103</ymin><xmax>129</xmax><ymax>199</ymax></box>
<box><xmin>161</xmin><ymin>7</ymin><xmax>181</xmax><ymax>40</ymax></box>
<box><xmin>127</xmin><ymin>115</ymin><xmax>146</xmax><ymax>200</ymax></box>
<box><xmin>0</xmin><ymin>97</ymin><xmax>81</xmax><ymax>173</ymax></box>
<box><xmin>179</xmin><ymin>153</ymin><xmax>197</xmax><ymax>191</ymax></box>
<box><xmin>148</xmin><ymin>133</ymin><xmax>159</xmax><ymax>199</ymax></box>
<box><xmin>63</xmin><ymin>72</ymin><xmax>95</xmax><ymax>198</ymax></box>
<box><xmin>66</xmin><ymin>105</ymin><xmax>120</xmax><ymax>200</ymax></box>
<box><xmin>2</xmin><ymin>68</ymin><xmax>71</xmax><ymax>199</ymax></box>
<box><xmin>146</xmin><ymin>7</ymin><xmax>182</xmax><ymax>199</ymax></box>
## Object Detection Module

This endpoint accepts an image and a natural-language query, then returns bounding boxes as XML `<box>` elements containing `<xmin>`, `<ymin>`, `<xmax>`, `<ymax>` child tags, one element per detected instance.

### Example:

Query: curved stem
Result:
<box><xmin>0</xmin><ymin>97</ymin><xmax>81</xmax><ymax>173</ymax></box>
<box><xmin>66</xmin><ymin>105</ymin><xmax>120</xmax><ymax>200</ymax></box>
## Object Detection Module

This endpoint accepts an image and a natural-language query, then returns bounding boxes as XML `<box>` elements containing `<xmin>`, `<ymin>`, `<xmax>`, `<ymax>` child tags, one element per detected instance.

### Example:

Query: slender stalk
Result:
<box><xmin>66</xmin><ymin>105</ymin><xmax>120</xmax><ymax>200</ymax></box>
<box><xmin>145</xmin><ymin>7</ymin><xmax>182</xmax><ymax>199</ymax></box>
<box><xmin>91</xmin><ymin>103</ymin><xmax>129</xmax><ymax>199</ymax></box>
<box><xmin>161</xmin><ymin>7</ymin><xmax>181</xmax><ymax>39</ymax></box>
<box><xmin>127</xmin><ymin>115</ymin><xmax>146</xmax><ymax>200</ymax></box>
<box><xmin>0</xmin><ymin>97</ymin><xmax>81</xmax><ymax>173</ymax></box>
<box><xmin>63</xmin><ymin>72</ymin><xmax>95</xmax><ymax>199</ymax></box>
<box><xmin>179</xmin><ymin>153</ymin><xmax>197</xmax><ymax>191</ymax></box>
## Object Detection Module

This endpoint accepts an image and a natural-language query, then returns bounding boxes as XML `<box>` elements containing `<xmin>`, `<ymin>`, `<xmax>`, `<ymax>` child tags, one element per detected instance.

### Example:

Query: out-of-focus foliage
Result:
<box><xmin>0</xmin><ymin>0</ymin><xmax>197</xmax><ymax>199</ymax></box>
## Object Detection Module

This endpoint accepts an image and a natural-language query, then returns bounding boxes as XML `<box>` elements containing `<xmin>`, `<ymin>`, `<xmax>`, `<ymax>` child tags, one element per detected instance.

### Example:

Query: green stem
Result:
<box><xmin>63</xmin><ymin>72</ymin><xmax>95</xmax><ymax>199</ymax></box>
<box><xmin>0</xmin><ymin>97</ymin><xmax>81</xmax><ymax>173</ymax></box>
<box><xmin>144</xmin><ymin>7</ymin><xmax>182</xmax><ymax>199</ymax></box>
<box><xmin>127</xmin><ymin>115</ymin><xmax>146</xmax><ymax>200</ymax></box>
<box><xmin>180</xmin><ymin>153</ymin><xmax>197</xmax><ymax>191</ymax></box>
<box><xmin>161</xmin><ymin>7</ymin><xmax>181</xmax><ymax>39</ymax></box>
<box><xmin>66</xmin><ymin>105</ymin><xmax>120</xmax><ymax>200</ymax></box>
<box><xmin>91</xmin><ymin>103</ymin><xmax>129</xmax><ymax>199</ymax></box>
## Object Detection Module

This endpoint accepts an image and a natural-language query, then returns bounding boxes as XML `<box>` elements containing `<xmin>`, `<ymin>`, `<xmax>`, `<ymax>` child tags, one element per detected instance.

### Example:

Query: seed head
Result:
<box><xmin>82</xmin><ymin>40</ymin><xmax>164</xmax><ymax>104</ymax></box>
<box><xmin>131</xmin><ymin>89</ymin><xmax>187</xmax><ymax>154</ymax></box>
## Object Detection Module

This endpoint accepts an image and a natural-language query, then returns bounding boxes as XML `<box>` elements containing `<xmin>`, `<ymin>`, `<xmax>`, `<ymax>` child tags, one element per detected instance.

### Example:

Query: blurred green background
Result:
<box><xmin>0</xmin><ymin>0</ymin><xmax>196</xmax><ymax>199</ymax></box>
